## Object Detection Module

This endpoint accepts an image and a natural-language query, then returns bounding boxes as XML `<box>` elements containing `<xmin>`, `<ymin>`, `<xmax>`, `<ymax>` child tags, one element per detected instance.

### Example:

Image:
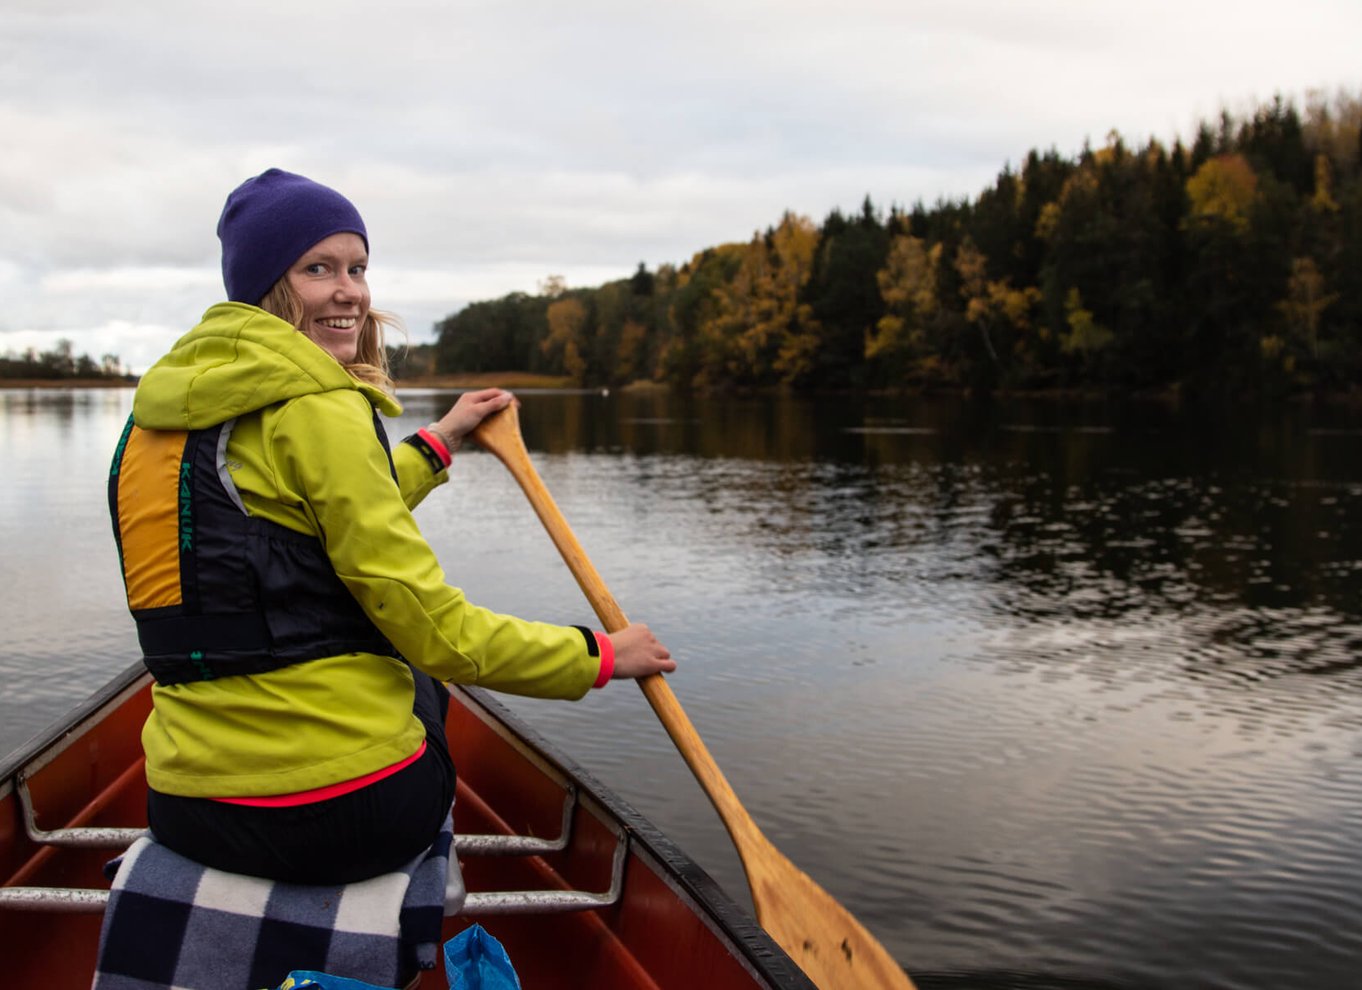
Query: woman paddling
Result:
<box><xmin>108</xmin><ymin>167</ymin><xmax>675</xmax><ymax>884</ymax></box>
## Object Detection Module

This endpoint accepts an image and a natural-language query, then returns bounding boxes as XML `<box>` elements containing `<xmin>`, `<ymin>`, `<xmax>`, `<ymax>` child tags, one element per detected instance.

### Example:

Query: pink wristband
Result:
<box><xmin>416</xmin><ymin>428</ymin><xmax>453</xmax><ymax>468</ymax></box>
<box><xmin>592</xmin><ymin>630</ymin><xmax>615</xmax><ymax>688</ymax></box>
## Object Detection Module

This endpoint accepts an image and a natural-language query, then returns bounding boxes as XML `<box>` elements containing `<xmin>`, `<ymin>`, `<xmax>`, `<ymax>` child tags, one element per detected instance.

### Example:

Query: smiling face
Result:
<box><xmin>284</xmin><ymin>232</ymin><xmax>371</xmax><ymax>364</ymax></box>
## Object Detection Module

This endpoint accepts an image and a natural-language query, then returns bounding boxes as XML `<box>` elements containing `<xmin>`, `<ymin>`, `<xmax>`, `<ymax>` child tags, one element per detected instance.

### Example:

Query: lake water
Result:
<box><xmin>4</xmin><ymin>385</ymin><xmax>1362</xmax><ymax>989</ymax></box>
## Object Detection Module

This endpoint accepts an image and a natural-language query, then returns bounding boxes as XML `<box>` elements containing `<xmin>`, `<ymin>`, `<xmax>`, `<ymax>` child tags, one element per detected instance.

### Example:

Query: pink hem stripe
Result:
<box><xmin>212</xmin><ymin>740</ymin><xmax>428</xmax><ymax>807</ymax></box>
<box><xmin>592</xmin><ymin>630</ymin><xmax>615</xmax><ymax>688</ymax></box>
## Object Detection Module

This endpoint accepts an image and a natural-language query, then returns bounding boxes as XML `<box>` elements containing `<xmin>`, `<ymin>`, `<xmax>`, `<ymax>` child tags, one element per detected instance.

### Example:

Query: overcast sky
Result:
<box><xmin>4</xmin><ymin>0</ymin><xmax>1360</xmax><ymax>373</ymax></box>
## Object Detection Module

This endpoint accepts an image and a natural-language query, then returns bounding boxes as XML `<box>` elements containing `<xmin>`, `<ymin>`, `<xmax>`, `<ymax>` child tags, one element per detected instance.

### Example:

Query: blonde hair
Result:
<box><xmin>259</xmin><ymin>278</ymin><xmax>403</xmax><ymax>392</ymax></box>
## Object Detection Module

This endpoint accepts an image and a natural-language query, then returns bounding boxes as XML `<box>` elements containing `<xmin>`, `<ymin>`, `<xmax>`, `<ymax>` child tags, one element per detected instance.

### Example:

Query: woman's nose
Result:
<box><xmin>334</xmin><ymin>274</ymin><xmax>362</xmax><ymax>300</ymax></box>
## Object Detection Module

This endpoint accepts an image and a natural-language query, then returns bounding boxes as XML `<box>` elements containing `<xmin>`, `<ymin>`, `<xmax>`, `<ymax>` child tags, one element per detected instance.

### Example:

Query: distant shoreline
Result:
<box><xmin>0</xmin><ymin>372</ymin><xmax>582</xmax><ymax>391</ymax></box>
<box><xmin>394</xmin><ymin>372</ymin><xmax>578</xmax><ymax>390</ymax></box>
<box><xmin>5</xmin><ymin>376</ymin><xmax>1359</xmax><ymax>408</ymax></box>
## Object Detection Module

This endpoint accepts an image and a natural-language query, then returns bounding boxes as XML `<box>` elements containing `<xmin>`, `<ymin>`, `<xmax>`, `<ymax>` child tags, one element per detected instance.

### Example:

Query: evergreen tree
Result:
<box><xmin>797</xmin><ymin>200</ymin><xmax>890</xmax><ymax>388</ymax></box>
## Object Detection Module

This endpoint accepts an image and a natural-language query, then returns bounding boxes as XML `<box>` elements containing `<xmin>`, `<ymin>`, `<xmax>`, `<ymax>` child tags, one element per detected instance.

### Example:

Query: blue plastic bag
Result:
<box><xmin>270</xmin><ymin>973</ymin><xmax>393</xmax><ymax>990</ymax></box>
<box><xmin>444</xmin><ymin>924</ymin><xmax>521</xmax><ymax>990</ymax></box>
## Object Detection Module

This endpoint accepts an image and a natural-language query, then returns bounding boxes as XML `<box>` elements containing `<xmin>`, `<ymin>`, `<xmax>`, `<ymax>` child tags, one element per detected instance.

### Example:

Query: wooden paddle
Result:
<box><xmin>471</xmin><ymin>404</ymin><xmax>917</xmax><ymax>990</ymax></box>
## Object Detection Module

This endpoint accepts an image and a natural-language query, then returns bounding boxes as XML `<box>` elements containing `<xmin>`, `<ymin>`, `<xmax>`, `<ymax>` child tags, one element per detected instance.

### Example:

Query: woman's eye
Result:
<box><xmin>305</xmin><ymin>263</ymin><xmax>327</xmax><ymax>275</ymax></box>
<box><xmin>350</xmin><ymin>265</ymin><xmax>367</xmax><ymax>278</ymax></box>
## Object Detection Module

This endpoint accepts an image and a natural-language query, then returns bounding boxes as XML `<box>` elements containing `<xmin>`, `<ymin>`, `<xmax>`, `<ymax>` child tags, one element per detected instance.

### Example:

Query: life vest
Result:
<box><xmin>108</xmin><ymin>412</ymin><xmax>397</xmax><ymax>685</ymax></box>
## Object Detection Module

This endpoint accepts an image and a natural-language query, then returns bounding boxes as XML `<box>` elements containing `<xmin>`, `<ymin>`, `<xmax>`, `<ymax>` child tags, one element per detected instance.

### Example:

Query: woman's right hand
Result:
<box><xmin>427</xmin><ymin>388</ymin><xmax>516</xmax><ymax>452</ymax></box>
<box><xmin>609</xmin><ymin>623</ymin><xmax>676</xmax><ymax>679</ymax></box>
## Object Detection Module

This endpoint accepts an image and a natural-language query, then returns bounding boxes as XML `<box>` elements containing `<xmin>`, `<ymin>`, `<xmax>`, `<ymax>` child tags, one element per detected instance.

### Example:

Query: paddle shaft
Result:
<box><xmin>469</xmin><ymin>414</ymin><xmax>760</xmax><ymax>851</ymax></box>
<box><xmin>471</xmin><ymin>405</ymin><xmax>917</xmax><ymax>990</ymax></box>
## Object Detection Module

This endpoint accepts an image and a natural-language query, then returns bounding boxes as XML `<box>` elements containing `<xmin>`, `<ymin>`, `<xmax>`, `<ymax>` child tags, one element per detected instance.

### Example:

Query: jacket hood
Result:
<box><xmin>134</xmin><ymin>302</ymin><xmax>401</xmax><ymax>430</ymax></box>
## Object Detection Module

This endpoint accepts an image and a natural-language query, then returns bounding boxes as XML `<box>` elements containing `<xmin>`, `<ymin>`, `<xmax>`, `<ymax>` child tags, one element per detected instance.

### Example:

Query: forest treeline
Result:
<box><xmin>0</xmin><ymin>340</ymin><xmax>127</xmax><ymax>381</ymax></box>
<box><xmin>432</xmin><ymin>92</ymin><xmax>1362</xmax><ymax>396</ymax></box>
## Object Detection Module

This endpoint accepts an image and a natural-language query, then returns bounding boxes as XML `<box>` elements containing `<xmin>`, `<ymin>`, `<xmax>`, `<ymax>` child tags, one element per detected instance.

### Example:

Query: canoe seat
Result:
<box><xmin>86</xmin><ymin>813</ymin><xmax>452</xmax><ymax>990</ymax></box>
<box><xmin>3</xmin><ymin>776</ymin><xmax>627</xmax><ymax>917</ymax></box>
<box><xmin>449</xmin><ymin>783</ymin><xmax>628</xmax><ymax>916</ymax></box>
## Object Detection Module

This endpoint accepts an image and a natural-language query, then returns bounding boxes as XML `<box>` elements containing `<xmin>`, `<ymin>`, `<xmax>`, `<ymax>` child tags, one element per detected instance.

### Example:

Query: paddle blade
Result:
<box><xmin>748</xmin><ymin>846</ymin><xmax>917</xmax><ymax>990</ymax></box>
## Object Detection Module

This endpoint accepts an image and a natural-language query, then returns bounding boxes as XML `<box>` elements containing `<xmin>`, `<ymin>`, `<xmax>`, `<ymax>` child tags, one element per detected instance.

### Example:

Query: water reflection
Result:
<box><xmin>5</xmin><ymin>387</ymin><xmax>1362</xmax><ymax>989</ymax></box>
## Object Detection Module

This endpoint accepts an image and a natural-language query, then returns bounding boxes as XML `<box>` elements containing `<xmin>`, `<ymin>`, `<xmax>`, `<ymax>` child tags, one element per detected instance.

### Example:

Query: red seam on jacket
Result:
<box><xmin>212</xmin><ymin>740</ymin><xmax>428</xmax><ymax>807</ymax></box>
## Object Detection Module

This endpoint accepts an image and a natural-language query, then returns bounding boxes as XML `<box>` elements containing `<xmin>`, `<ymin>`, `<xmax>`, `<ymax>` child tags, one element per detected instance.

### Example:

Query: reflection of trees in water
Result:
<box><xmin>565</xmin><ymin>393</ymin><xmax>1362</xmax><ymax>708</ymax></box>
<box><xmin>2</xmin><ymin>387</ymin><xmax>131</xmax><ymax>425</ymax></box>
<box><xmin>982</xmin><ymin>470</ymin><xmax>1362</xmax><ymax>616</ymax></box>
<box><xmin>510</xmin><ymin>389</ymin><xmax>1362</xmax><ymax>686</ymax></box>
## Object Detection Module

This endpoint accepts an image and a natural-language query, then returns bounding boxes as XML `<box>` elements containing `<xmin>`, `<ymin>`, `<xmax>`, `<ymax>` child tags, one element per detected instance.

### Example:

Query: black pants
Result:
<box><xmin>147</xmin><ymin>670</ymin><xmax>457</xmax><ymax>885</ymax></box>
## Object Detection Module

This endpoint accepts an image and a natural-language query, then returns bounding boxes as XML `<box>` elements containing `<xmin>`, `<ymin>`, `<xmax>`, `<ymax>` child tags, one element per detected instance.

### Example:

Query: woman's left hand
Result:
<box><xmin>609</xmin><ymin>623</ymin><xmax>676</xmax><ymax>679</ymax></box>
<box><xmin>428</xmin><ymin>388</ymin><xmax>516</xmax><ymax>452</ymax></box>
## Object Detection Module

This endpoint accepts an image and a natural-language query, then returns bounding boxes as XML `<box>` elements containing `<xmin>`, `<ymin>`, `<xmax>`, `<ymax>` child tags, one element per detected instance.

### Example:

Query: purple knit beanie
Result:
<box><xmin>217</xmin><ymin>168</ymin><xmax>369</xmax><ymax>305</ymax></box>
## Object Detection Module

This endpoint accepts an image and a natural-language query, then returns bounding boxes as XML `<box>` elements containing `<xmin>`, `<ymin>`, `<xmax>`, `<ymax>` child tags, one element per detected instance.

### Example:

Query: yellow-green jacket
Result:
<box><xmin>127</xmin><ymin>302</ymin><xmax>600</xmax><ymax>798</ymax></box>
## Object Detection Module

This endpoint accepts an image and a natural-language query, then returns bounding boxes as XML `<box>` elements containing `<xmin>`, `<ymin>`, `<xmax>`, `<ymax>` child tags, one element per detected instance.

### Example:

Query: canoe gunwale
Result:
<box><xmin>0</xmin><ymin>661</ymin><xmax>146</xmax><ymax>799</ymax></box>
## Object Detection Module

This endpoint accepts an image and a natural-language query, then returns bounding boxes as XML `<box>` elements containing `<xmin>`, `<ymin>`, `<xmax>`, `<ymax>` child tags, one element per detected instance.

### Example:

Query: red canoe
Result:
<box><xmin>0</xmin><ymin>662</ymin><xmax>815</xmax><ymax>990</ymax></box>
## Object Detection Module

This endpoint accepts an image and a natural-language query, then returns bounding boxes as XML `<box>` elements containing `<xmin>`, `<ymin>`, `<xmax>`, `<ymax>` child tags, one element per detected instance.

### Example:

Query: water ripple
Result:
<box><xmin>8</xmin><ymin>390</ymin><xmax>1362</xmax><ymax>989</ymax></box>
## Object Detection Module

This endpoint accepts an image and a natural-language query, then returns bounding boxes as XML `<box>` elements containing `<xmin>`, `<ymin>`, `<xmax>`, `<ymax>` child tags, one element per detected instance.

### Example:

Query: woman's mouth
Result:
<box><xmin>318</xmin><ymin>317</ymin><xmax>357</xmax><ymax>330</ymax></box>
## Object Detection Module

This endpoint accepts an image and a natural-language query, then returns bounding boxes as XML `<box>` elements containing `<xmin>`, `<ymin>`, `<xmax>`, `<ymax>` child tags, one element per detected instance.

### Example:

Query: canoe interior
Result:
<box><xmin>0</xmin><ymin>663</ymin><xmax>810</xmax><ymax>990</ymax></box>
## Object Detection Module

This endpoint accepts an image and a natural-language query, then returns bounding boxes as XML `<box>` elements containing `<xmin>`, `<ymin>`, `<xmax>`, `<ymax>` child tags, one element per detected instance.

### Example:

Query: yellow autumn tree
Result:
<box><xmin>1061</xmin><ymin>287</ymin><xmax>1113</xmax><ymax>357</ymax></box>
<box><xmin>755</xmin><ymin>213</ymin><xmax>818</xmax><ymax>378</ymax></box>
<box><xmin>1311</xmin><ymin>154</ymin><xmax>1341</xmax><ymax>214</ymax></box>
<box><xmin>1185</xmin><ymin>154</ymin><xmax>1259</xmax><ymax>232</ymax></box>
<box><xmin>694</xmin><ymin>213</ymin><xmax>817</xmax><ymax>384</ymax></box>
<box><xmin>541</xmin><ymin>296</ymin><xmax>588</xmax><ymax>383</ymax></box>
<box><xmin>1303</xmin><ymin>91</ymin><xmax>1362</xmax><ymax>178</ymax></box>
<box><xmin>774</xmin><ymin>304</ymin><xmax>822</xmax><ymax>385</ymax></box>
<box><xmin>868</xmin><ymin>234</ymin><xmax>941</xmax><ymax>375</ymax></box>
<box><xmin>1277</xmin><ymin>257</ymin><xmax>1338</xmax><ymax>359</ymax></box>
<box><xmin>955</xmin><ymin>239</ymin><xmax>1041</xmax><ymax>368</ymax></box>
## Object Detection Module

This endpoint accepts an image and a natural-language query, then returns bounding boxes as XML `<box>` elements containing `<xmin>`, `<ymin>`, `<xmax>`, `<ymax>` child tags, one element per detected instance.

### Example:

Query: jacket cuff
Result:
<box><xmin>403</xmin><ymin>430</ymin><xmax>452</xmax><ymax>472</ymax></box>
<box><xmin>592</xmin><ymin>631</ymin><xmax>615</xmax><ymax>687</ymax></box>
<box><xmin>574</xmin><ymin>625</ymin><xmax>615</xmax><ymax>688</ymax></box>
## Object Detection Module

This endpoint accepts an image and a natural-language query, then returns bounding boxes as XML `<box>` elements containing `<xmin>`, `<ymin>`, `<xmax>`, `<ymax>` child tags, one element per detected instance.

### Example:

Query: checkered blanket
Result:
<box><xmin>91</xmin><ymin>812</ymin><xmax>453</xmax><ymax>990</ymax></box>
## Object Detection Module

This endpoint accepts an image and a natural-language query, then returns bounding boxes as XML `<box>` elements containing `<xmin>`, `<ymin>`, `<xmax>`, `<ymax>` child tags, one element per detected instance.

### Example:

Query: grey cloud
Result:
<box><xmin>2</xmin><ymin>0</ymin><xmax>1359</xmax><ymax>372</ymax></box>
